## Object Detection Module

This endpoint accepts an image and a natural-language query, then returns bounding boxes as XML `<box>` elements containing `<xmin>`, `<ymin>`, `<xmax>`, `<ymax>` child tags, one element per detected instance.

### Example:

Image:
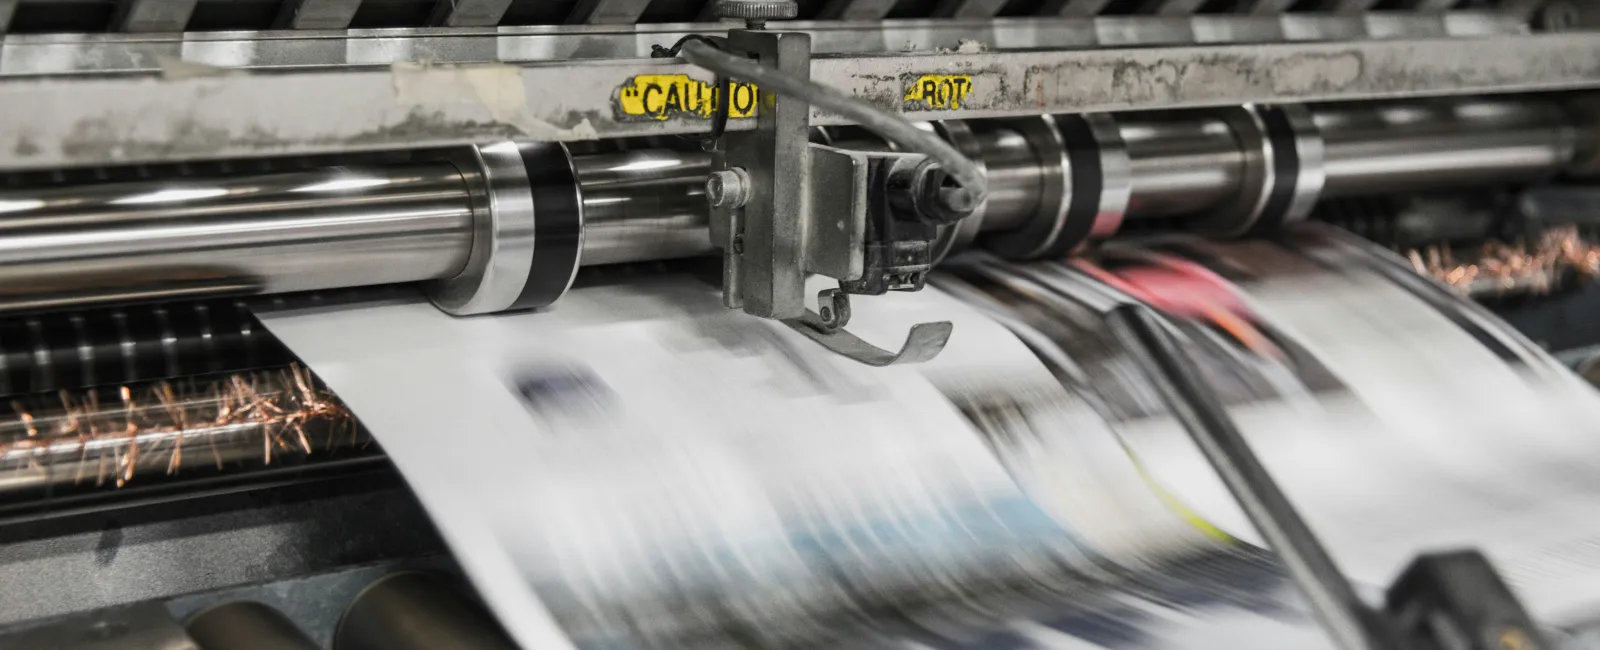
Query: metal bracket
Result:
<box><xmin>783</xmin><ymin>288</ymin><xmax>952</xmax><ymax>366</ymax></box>
<box><xmin>710</xmin><ymin>29</ymin><xmax>952</xmax><ymax>365</ymax></box>
<box><xmin>714</xmin><ymin>29</ymin><xmax>812</xmax><ymax>319</ymax></box>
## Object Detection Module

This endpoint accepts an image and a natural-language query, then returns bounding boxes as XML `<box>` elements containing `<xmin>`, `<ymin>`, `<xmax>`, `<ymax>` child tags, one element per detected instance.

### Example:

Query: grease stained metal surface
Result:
<box><xmin>5</xmin><ymin>33</ymin><xmax>1600</xmax><ymax>170</ymax></box>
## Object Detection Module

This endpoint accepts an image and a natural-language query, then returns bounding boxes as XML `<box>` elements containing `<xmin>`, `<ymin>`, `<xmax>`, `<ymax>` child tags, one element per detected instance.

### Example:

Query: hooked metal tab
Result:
<box><xmin>783</xmin><ymin>289</ymin><xmax>952</xmax><ymax>366</ymax></box>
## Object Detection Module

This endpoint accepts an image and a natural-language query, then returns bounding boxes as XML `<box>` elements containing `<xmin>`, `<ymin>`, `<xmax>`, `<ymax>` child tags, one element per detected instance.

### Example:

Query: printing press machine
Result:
<box><xmin>9</xmin><ymin>0</ymin><xmax>1600</xmax><ymax>647</ymax></box>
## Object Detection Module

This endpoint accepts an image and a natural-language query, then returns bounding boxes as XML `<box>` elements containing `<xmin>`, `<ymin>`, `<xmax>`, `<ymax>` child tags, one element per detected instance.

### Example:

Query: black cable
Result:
<box><xmin>652</xmin><ymin>35</ymin><xmax>732</xmax><ymax>150</ymax></box>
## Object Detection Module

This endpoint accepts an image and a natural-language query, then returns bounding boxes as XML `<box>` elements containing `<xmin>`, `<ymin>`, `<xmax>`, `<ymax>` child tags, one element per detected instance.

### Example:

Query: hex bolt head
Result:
<box><xmin>706</xmin><ymin>168</ymin><xmax>752</xmax><ymax>209</ymax></box>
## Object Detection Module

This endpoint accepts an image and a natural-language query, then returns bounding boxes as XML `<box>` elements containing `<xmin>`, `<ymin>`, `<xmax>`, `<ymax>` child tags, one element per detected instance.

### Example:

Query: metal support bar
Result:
<box><xmin>4</xmin><ymin>33</ymin><xmax>1598</xmax><ymax>171</ymax></box>
<box><xmin>0</xmin><ymin>13</ymin><xmax>1525</xmax><ymax>77</ymax></box>
<box><xmin>429</xmin><ymin>0</ymin><xmax>514</xmax><ymax>26</ymax></box>
<box><xmin>719</xmin><ymin>30</ymin><xmax>813</xmax><ymax>319</ymax></box>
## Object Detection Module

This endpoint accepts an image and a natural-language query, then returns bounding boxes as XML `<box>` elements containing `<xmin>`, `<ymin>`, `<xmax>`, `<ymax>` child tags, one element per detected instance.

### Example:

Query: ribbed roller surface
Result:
<box><xmin>0</xmin><ymin>300</ymin><xmax>291</xmax><ymax>397</ymax></box>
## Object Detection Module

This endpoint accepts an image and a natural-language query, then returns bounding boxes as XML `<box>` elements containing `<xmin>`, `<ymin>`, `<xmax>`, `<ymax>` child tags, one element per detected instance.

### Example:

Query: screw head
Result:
<box><xmin>706</xmin><ymin>168</ymin><xmax>751</xmax><ymax>209</ymax></box>
<box><xmin>706</xmin><ymin>176</ymin><xmax>726</xmax><ymax>204</ymax></box>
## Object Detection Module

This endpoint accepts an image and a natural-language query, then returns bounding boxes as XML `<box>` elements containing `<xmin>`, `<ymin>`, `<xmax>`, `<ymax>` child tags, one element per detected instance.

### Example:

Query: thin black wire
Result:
<box><xmin>652</xmin><ymin>35</ymin><xmax>733</xmax><ymax>151</ymax></box>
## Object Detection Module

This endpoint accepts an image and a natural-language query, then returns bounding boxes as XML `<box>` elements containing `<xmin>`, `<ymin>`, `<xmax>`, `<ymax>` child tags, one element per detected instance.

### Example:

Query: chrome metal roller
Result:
<box><xmin>429</xmin><ymin>142</ymin><xmax>586</xmax><ymax>316</ymax></box>
<box><xmin>0</xmin><ymin>100</ymin><xmax>1580</xmax><ymax>314</ymax></box>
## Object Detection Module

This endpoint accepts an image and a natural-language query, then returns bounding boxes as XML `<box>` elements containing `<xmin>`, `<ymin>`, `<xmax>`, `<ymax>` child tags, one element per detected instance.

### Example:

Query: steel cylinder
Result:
<box><xmin>968</xmin><ymin>122</ymin><xmax>1050</xmax><ymax>232</ymax></box>
<box><xmin>1121</xmin><ymin>114</ymin><xmax>1249</xmax><ymax>219</ymax></box>
<box><xmin>186</xmin><ymin>601</ymin><xmax>320</xmax><ymax>650</ymax></box>
<box><xmin>575</xmin><ymin>149</ymin><xmax>715</xmax><ymax>265</ymax></box>
<box><xmin>0</xmin><ymin>164</ymin><xmax>476</xmax><ymax>311</ymax></box>
<box><xmin>0</xmin><ymin>99</ymin><xmax>1580</xmax><ymax>314</ymax></box>
<box><xmin>1316</xmin><ymin>100</ymin><xmax>1576</xmax><ymax>197</ymax></box>
<box><xmin>334</xmin><ymin>572</ymin><xmax>518</xmax><ymax>650</ymax></box>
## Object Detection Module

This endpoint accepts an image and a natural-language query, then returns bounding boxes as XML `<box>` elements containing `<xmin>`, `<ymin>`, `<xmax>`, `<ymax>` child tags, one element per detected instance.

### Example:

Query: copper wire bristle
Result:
<box><xmin>1408</xmin><ymin>225</ymin><xmax>1600</xmax><ymax>297</ymax></box>
<box><xmin>0</xmin><ymin>364</ymin><xmax>356</xmax><ymax>489</ymax></box>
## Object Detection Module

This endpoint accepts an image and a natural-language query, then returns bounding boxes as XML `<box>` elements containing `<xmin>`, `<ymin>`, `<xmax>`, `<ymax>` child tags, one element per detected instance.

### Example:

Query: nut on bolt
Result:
<box><xmin>707</xmin><ymin>168</ymin><xmax>752</xmax><ymax>209</ymax></box>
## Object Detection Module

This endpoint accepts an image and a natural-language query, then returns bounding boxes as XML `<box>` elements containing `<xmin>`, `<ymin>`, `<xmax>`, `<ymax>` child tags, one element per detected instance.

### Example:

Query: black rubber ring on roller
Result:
<box><xmin>509</xmin><ymin>143</ymin><xmax>585</xmax><ymax>311</ymax></box>
<box><xmin>1247</xmin><ymin>106</ymin><xmax>1303</xmax><ymax>237</ymax></box>
<box><xmin>1047</xmin><ymin>114</ymin><xmax>1109</xmax><ymax>257</ymax></box>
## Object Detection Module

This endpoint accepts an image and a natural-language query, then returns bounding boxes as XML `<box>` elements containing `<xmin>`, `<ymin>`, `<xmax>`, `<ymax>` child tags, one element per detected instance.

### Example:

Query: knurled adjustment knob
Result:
<box><xmin>712</xmin><ymin>0</ymin><xmax>798</xmax><ymax>22</ymax></box>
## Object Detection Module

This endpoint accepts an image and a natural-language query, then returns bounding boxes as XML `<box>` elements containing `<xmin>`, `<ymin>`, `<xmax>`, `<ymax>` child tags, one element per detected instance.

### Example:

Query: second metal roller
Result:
<box><xmin>0</xmin><ymin>99</ymin><xmax>1578</xmax><ymax>314</ymax></box>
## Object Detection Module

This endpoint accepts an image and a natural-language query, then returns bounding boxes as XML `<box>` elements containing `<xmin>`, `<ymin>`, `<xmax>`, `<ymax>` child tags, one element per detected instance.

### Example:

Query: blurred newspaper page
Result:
<box><xmin>255</xmin><ymin>277</ymin><xmax>1096</xmax><ymax>649</ymax></box>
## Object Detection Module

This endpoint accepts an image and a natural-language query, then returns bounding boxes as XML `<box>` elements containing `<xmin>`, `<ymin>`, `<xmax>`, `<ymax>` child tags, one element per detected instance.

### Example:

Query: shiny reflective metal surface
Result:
<box><xmin>0</xmin><ymin>99</ymin><xmax>1583</xmax><ymax>313</ymax></box>
<box><xmin>1192</xmin><ymin>105</ymin><xmax>1274</xmax><ymax>236</ymax></box>
<box><xmin>334</xmin><ymin>573</ymin><xmax>518</xmax><ymax>650</ymax></box>
<box><xmin>575</xmin><ymin>149</ymin><xmax>715</xmax><ymax>266</ymax></box>
<box><xmin>1123</xmin><ymin>114</ymin><xmax>1247</xmax><ymax>219</ymax></box>
<box><xmin>0</xmin><ymin>299</ymin><xmax>290</xmax><ymax>396</ymax></box>
<box><xmin>1318</xmin><ymin>100</ymin><xmax>1580</xmax><ymax>197</ymax></box>
<box><xmin>0</xmin><ymin>164</ymin><xmax>474</xmax><ymax>312</ymax></box>
<box><xmin>968</xmin><ymin>121</ymin><xmax>1046</xmax><ymax>233</ymax></box>
<box><xmin>1274</xmin><ymin>103</ymin><xmax>1327</xmax><ymax>227</ymax></box>
<box><xmin>426</xmin><ymin>142</ymin><xmax>538</xmax><ymax>316</ymax></box>
<box><xmin>980</xmin><ymin>115</ymin><xmax>1072</xmax><ymax>259</ymax></box>
<box><xmin>1083</xmin><ymin>112</ymin><xmax>1133</xmax><ymax>239</ymax></box>
<box><xmin>185</xmin><ymin>601</ymin><xmax>320</xmax><ymax>650</ymax></box>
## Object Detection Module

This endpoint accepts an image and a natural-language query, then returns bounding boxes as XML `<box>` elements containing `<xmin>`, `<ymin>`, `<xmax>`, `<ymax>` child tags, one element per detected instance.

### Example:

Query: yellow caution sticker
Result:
<box><xmin>903</xmin><ymin>74</ymin><xmax>975</xmax><ymax>111</ymax></box>
<box><xmin>615</xmin><ymin>74</ymin><xmax>759</xmax><ymax>121</ymax></box>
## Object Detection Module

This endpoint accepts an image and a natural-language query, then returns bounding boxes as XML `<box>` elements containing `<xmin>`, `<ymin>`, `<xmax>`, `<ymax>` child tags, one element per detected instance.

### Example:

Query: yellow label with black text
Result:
<box><xmin>903</xmin><ymin>74</ymin><xmax>974</xmax><ymax>111</ymax></box>
<box><xmin>615</xmin><ymin>74</ymin><xmax>759</xmax><ymax>121</ymax></box>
